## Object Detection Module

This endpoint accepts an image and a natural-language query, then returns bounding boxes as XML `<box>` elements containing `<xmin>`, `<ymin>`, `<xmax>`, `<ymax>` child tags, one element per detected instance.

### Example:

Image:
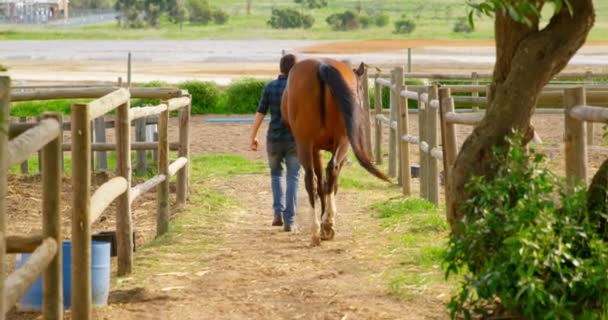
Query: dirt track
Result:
<box><xmin>3</xmin><ymin>39</ymin><xmax>608</xmax><ymax>85</ymax></box>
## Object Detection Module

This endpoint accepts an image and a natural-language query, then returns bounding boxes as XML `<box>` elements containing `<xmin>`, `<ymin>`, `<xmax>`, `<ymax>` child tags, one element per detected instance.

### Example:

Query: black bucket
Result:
<box><xmin>92</xmin><ymin>231</ymin><xmax>136</xmax><ymax>257</ymax></box>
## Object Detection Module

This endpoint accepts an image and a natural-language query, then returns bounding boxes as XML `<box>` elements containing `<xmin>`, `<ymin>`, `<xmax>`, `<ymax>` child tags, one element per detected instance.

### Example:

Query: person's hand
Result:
<box><xmin>250</xmin><ymin>137</ymin><xmax>259</xmax><ymax>151</ymax></box>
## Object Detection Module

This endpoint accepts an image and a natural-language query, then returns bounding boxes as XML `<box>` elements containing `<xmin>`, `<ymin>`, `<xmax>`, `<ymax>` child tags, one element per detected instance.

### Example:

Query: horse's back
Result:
<box><xmin>282</xmin><ymin>59</ymin><xmax>350</xmax><ymax>147</ymax></box>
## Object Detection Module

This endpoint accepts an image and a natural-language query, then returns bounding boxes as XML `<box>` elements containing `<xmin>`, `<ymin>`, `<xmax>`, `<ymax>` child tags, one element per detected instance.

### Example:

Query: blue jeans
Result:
<box><xmin>267</xmin><ymin>141</ymin><xmax>300</xmax><ymax>226</ymax></box>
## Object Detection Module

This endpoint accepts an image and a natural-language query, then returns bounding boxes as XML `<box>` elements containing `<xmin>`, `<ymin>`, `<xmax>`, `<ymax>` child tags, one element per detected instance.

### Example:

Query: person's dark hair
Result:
<box><xmin>280</xmin><ymin>54</ymin><xmax>297</xmax><ymax>75</ymax></box>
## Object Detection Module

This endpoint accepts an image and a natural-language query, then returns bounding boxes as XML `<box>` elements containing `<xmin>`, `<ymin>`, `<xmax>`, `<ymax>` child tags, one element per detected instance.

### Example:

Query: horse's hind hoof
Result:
<box><xmin>320</xmin><ymin>223</ymin><xmax>335</xmax><ymax>241</ymax></box>
<box><xmin>310</xmin><ymin>236</ymin><xmax>321</xmax><ymax>247</ymax></box>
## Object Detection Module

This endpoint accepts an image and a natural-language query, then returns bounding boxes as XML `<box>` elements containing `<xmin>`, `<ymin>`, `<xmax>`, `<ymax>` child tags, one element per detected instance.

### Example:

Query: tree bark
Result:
<box><xmin>447</xmin><ymin>1</ymin><xmax>596</xmax><ymax>229</ymax></box>
<box><xmin>588</xmin><ymin>158</ymin><xmax>608</xmax><ymax>238</ymax></box>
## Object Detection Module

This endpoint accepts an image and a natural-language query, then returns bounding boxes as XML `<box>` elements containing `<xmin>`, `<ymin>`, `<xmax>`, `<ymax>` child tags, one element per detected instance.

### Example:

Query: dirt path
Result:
<box><xmin>86</xmin><ymin>173</ymin><xmax>447</xmax><ymax>320</ymax></box>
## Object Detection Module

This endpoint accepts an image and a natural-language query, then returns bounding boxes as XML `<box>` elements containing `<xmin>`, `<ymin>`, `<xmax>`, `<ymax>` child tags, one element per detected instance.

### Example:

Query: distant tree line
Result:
<box><xmin>115</xmin><ymin>0</ymin><xmax>228</xmax><ymax>28</ymax></box>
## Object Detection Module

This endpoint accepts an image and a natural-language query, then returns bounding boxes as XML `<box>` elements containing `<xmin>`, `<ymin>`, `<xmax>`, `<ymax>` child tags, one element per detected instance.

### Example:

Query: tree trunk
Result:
<box><xmin>447</xmin><ymin>1</ymin><xmax>596</xmax><ymax>230</ymax></box>
<box><xmin>587</xmin><ymin>159</ymin><xmax>608</xmax><ymax>222</ymax></box>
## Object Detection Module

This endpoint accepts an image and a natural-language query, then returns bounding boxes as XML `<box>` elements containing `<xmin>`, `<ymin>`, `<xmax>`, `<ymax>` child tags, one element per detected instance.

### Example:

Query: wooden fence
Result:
<box><xmin>1</xmin><ymin>76</ymin><xmax>64</xmax><ymax>320</ymax></box>
<box><xmin>372</xmin><ymin>69</ymin><xmax>608</xmax><ymax>206</ymax></box>
<box><xmin>12</xmin><ymin>116</ymin><xmax>170</xmax><ymax>175</ymax></box>
<box><xmin>2</xmin><ymin>81</ymin><xmax>192</xmax><ymax>320</ymax></box>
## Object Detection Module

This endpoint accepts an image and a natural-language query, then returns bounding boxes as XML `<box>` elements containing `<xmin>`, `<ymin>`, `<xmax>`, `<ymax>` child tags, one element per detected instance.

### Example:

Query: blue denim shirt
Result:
<box><xmin>257</xmin><ymin>75</ymin><xmax>295</xmax><ymax>143</ymax></box>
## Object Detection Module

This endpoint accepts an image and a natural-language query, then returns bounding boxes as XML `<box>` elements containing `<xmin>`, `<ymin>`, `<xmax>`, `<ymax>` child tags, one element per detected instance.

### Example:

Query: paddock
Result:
<box><xmin>2</xmin><ymin>66</ymin><xmax>608</xmax><ymax>319</ymax></box>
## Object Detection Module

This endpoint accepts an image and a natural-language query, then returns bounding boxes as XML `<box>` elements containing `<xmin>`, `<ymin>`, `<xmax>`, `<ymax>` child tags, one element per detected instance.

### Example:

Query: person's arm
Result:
<box><xmin>251</xmin><ymin>85</ymin><xmax>269</xmax><ymax>151</ymax></box>
<box><xmin>250</xmin><ymin>112</ymin><xmax>265</xmax><ymax>151</ymax></box>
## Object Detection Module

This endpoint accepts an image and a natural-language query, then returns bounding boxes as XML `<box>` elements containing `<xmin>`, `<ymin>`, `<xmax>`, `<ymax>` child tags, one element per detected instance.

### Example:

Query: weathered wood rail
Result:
<box><xmin>2</xmin><ymin>81</ymin><xmax>192</xmax><ymax>320</ymax></box>
<box><xmin>1</xmin><ymin>76</ymin><xmax>64</xmax><ymax>320</ymax></box>
<box><xmin>372</xmin><ymin>69</ymin><xmax>608</xmax><ymax>207</ymax></box>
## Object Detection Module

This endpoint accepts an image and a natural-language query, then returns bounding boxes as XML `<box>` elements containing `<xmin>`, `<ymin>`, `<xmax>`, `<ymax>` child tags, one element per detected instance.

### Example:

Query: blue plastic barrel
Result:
<box><xmin>17</xmin><ymin>241</ymin><xmax>111</xmax><ymax>311</ymax></box>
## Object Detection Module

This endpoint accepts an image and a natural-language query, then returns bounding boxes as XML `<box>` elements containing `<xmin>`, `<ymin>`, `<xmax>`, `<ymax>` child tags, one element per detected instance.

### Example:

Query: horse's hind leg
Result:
<box><xmin>321</xmin><ymin>140</ymin><xmax>349</xmax><ymax>241</ymax></box>
<box><xmin>313</xmin><ymin>150</ymin><xmax>327</xmax><ymax>240</ymax></box>
<box><xmin>300</xmin><ymin>145</ymin><xmax>321</xmax><ymax>246</ymax></box>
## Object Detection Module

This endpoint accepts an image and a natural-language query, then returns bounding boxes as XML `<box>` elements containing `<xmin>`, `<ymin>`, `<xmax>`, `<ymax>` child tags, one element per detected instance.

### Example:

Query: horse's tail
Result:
<box><xmin>318</xmin><ymin>63</ymin><xmax>390</xmax><ymax>182</ymax></box>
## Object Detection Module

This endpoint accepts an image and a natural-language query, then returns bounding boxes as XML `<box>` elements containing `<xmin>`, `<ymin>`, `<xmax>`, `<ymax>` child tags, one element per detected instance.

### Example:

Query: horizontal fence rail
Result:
<box><xmin>371</xmin><ymin>67</ymin><xmax>608</xmax><ymax>209</ymax></box>
<box><xmin>7</xmin><ymin>119</ymin><xmax>61</xmax><ymax>167</ymax></box>
<box><xmin>11</xmin><ymin>86</ymin><xmax>187</xmax><ymax>102</ymax></box>
<box><xmin>3</xmin><ymin>79</ymin><xmax>192</xmax><ymax>320</ymax></box>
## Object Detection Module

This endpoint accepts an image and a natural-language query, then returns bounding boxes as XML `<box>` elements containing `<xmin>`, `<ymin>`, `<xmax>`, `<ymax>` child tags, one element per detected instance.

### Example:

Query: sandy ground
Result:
<box><xmin>3</xmin><ymin>39</ymin><xmax>608</xmax><ymax>85</ymax></box>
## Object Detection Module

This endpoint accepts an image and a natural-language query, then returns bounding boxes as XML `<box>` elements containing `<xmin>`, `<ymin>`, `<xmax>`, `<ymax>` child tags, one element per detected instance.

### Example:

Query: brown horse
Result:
<box><xmin>281</xmin><ymin>58</ymin><xmax>390</xmax><ymax>246</ymax></box>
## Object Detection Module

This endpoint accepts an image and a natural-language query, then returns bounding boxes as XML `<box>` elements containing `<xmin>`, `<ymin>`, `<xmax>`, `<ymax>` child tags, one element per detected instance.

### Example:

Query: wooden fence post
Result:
<box><xmin>439</xmin><ymin>88</ymin><xmax>457</xmax><ymax>218</ymax></box>
<box><xmin>585</xmin><ymin>71</ymin><xmax>594</xmax><ymax>145</ymax></box>
<box><xmin>19</xmin><ymin>117</ymin><xmax>28</xmax><ymax>174</ymax></box>
<box><xmin>471</xmin><ymin>72</ymin><xmax>479</xmax><ymax>112</ymax></box>
<box><xmin>94</xmin><ymin>117</ymin><xmax>108</xmax><ymax>171</ymax></box>
<box><xmin>0</xmin><ymin>76</ymin><xmax>10</xmax><ymax>320</ymax></box>
<box><xmin>116</xmin><ymin>99</ymin><xmax>133</xmax><ymax>276</ymax></box>
<box><xmin>71</xmin><ymin>102</ymin><xmax>92</xmax><ymax>320</ymax></box>
<box><xmin>427</xmin><ymin>85</ymin><xmax>439</xmax><ymax>205</ymax></box>
<box><xmin>388</xmin><ymin>68</ymin><xmax>397</xmax><ymax>178</ymax></box>
<box><xmin>177</xmin><ymin>98</ymin><xmax>191</xmax><ymax>205</ymax></box>
<box><xmin>37</xmin><ymin>116</ymin><xmax>42</xmax><ymax>173</ymax></box>
<box><xmin>152</xmin><ymin>124</ymin><xmax>158</xmax><ymax>162</ymax></box>
<box><xmin>374</xmin><ymin>75</ymin><xmax>383</xmax><ymax>165</ymax></box>
<box><xmin>41</xmin><ymin>112</ymin><xmax>63</xmax><ymax>319</ymax></box>
<box><xmin>157</xmin><ymin>106</ymin><xmax>170</xmax><ymax>237</ymax></box>
<box><xmin>395</xmin><ymin>67</ymin><xmax>410</xmax><ymax>195</ymax></box>
<box><xmin>135</xmin><ymin>118</ymin><xmax>147</xmax><ymax>175</ymax></box>
<box><xmin>392</xmin><ymin>70</ymin><xmax>402</xmax><ymax>185</ymax></box>
<box><xmin>418</xmin><ymin>87</ymin><xmax>428</xmax><ymax>199</ymax></box>
<box><xmin>362</xmin><ymin>67</ymin><xmax>373</xmax><ymax>155</ymax></box>
<box><xmin>564</xmin><ymin>87</ymin><xmax>588</xmax><ymax>189</ymax></box>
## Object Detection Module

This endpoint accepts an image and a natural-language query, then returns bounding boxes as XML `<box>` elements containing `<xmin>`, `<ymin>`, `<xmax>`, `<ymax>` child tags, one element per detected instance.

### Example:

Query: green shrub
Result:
<box><xmin>187</xmin><ymin>0</ymin><xmax>212</xmax><ymax>24</ymax></box>
<box><xmin>394</xmin><ymin>15</ymin><xmax>415</xmax><ymax>34</ymax></box>
<box><xmin>444</xmin><ymin>134</ymin><xmax>608</xmax><ymax>319</ymax></box>
<box><xmin>374</xmin><ymin>13</ymin><xmax>389</xmax><ymax>27</ymax></box>
<box><xmin>359</xmin><ymin>14</ymin><xmax>371</xmax><ymax>29</ymax></box>
<box><xmin>452</xmin><ymin>17</ymin><xmax>473</xmax><ymax>33</ymax></box>
<box><xmin>212</xmin><ymin>8</ymin><xmax>229</xmax><ymax>25</ymax></box>
<box><xmin>10</xmin><ymin>100</ymin><xmax>74</xmax><ymax>117</ymax></box>
<box><xmin>326</xmin><ymin>10</ymin><xmax>359</xmax><ymax>31</ymax></box>
<box><xmin>178</xmin><ymin>81</ymin><xmax>220</xmax><ymax>114</ymax></box>
<box><xmin>223</xmin><ymin>78</ymin><xmax>268</xmax><ymax>114</ymax></box>
<box><xmin>267</xmin><ymin>8</ymin><xmax>314</xmax><ymax>29</ymax></box>
<box><xmin>294</xmin><ymin>0</ymin><xmax>327</xmax><ymax>9</ymax></box>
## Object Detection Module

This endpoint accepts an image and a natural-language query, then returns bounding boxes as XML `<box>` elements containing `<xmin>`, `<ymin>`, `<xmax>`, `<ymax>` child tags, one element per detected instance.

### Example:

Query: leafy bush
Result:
<box><xmin>178</xmin><ymin>81</ymin><xmax>220</xmax><ymax>114</ymax></box>
<box><xmin>267</xmin><ymin>8</ymin><xmax>314</xmax><ymax>29</ymax></box>
<box><xmin>393</xmin><ymin>15</ymin><xmax>415</xmax><ymax>34</ymax></box>
<box><xmin>326</xmin><ymin>10</ymin><xmax>359</xmax><ymax>31</ymax></box>
<box><xmin>294</xmin><ymin>0</ymin><xmax>327</xmax><ymax>9</ymax></box>
<box><xmin>212</xmin><ymin>8</ymin><xmax>229</xmax><ymax>25</ymax></box>
<box><xmin>223</xmin><ymin>78</ymin><xmax>268</xmax><ymax>114</ymax></box>
<box><xmin>374</xmin><ymin>13</ymin><xmax>389</xmax><ymax>27</ymax></box>
<box><xmin>359</xmin><ymin>14</ymin><xmax>371</xmax><ymax>29</ymax></box>
<box><xmin>453</xmin><ymin>17</ymin><xmax>473</xmax><ymax>33</ymax></box>
<box><xmin>187</xmin><ymin>0</ymin><xmax>212</xmax><ymax>24</ymax></box>
<box><xmin>10</xmin><ymin>100</ymin><xmax>75</xmax><ymax>117</ymax></box>
<box><xmin>444</xmin><ymin>134</ymin><xmax>608</xmax><ymax>319</ymax></box>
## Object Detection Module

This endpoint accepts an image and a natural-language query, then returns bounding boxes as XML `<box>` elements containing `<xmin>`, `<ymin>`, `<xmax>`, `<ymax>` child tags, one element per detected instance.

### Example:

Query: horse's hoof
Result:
<box><xmin>310</xmin><ymin>236</ymin><xmax>321</xmax><ymax>247</ymax></box>
<box><xmin>320</xmin><ymin>223</ymin><xmax>335</xmax><ymax>241</ymax></box>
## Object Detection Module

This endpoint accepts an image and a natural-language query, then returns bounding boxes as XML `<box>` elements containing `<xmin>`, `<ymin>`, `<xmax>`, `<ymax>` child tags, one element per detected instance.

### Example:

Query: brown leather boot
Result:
<box><xmin>272</xmin><ymin>215</ymin><xmax>283</xmax><ymax>226</ymax></box>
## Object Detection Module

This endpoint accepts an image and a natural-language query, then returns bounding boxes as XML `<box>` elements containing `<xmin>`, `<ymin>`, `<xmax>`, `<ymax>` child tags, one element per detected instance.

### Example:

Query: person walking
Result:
<box><xmin>250</xmin><ymin>54</ymin><xmax>300</xmax><ymax>232</ymax></box>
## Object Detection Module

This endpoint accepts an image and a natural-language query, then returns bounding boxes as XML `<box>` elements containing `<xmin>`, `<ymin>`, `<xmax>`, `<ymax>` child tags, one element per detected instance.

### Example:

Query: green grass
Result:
<box><xmin>113</xmin><ymin>153</ymin><xmax>262</xmax><ymax>286</ymax></box>
<box><xmin>190</xmin><ymin>154</ymin><xmax>267</xmax><ymax>178</ymax></box>
<box><xmin>2</xmin><ymin>0</ymin><xmax>607</xmax><ymax>40</ymax></box>
<box><xmin>10</xmin><ymin>99</ymin><xmax>89</xmax><ymax>117</ymax></box>
<box><xmin>371</xmin><ymin>197</ymin><xmax>450</xmax><ymax>300</ymax></box>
